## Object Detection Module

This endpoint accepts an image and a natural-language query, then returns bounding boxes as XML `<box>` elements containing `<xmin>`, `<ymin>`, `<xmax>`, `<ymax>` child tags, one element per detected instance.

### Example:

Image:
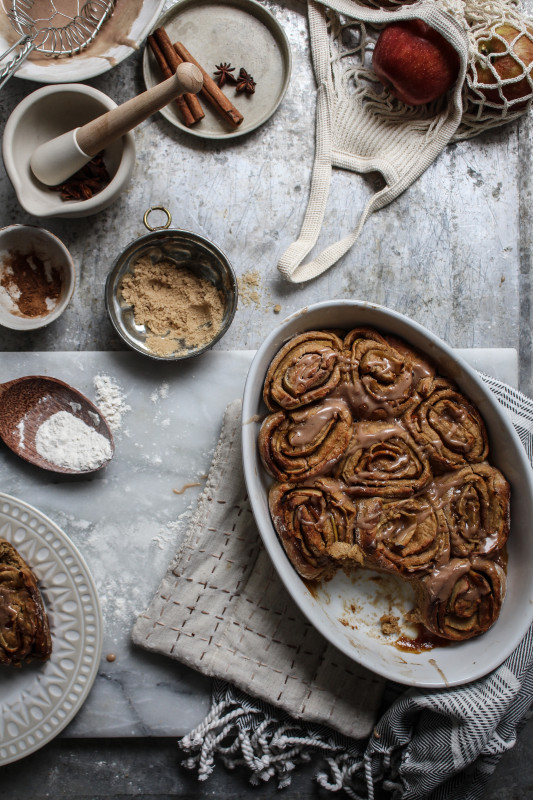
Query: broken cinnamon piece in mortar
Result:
<box><xmin>150</xmin><ymin>28</ymin><xmax>204</xmax><ymax>125</ymax></box>
<box><xmin>173</xmin><ymin>41</ymin><xmax>244</xmax><ymax>128</ymax></box>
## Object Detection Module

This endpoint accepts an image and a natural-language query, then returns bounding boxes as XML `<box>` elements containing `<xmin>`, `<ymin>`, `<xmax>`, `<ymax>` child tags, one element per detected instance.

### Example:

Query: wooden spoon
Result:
<box><xmin>0</xmin><ymin>376</ymin><xmax>114</xmax><ymax>474</ymax></box>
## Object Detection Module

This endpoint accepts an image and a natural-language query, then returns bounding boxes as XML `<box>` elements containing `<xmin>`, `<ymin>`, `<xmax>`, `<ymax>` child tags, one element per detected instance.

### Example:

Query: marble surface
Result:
<box><xmin>0</xmin><ymin>347</ymin><xmax>518</xmax><ymax>738</ymax></box>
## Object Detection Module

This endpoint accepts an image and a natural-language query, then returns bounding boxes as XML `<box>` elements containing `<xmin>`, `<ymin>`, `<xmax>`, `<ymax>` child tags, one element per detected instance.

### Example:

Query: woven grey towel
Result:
<box><xmin>133</xmin><ymin>376</ymin><xmax>533</xmax><ymax>799</ymax></box>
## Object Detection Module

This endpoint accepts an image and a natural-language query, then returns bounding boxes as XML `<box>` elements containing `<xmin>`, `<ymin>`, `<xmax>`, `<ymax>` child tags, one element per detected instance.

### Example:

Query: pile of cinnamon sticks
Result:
<box><xmin>148</xmin><ymin>27</ymin><xmax>244</xmax><ymax>129</ymax></box>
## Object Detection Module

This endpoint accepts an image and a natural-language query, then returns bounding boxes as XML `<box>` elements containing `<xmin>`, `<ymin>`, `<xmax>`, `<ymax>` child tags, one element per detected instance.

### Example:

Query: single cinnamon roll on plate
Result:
<box><xmin>0</xmin><ymin>538</ymin><xmax>52</xmax><ymax>667</ymax></box>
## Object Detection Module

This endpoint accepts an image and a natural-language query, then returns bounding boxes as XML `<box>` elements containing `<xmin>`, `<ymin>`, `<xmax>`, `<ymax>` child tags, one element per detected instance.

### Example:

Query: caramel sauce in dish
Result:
<box><xmin>395</xmin><ymin>624</ymin><xmax>451</xmax><ymax>654</ymax></box>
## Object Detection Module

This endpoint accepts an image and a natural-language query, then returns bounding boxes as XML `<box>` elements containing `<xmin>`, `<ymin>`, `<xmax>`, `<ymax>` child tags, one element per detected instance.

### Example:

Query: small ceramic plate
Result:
<box><xmin>142</xmin><ymin>0</ymin><xmax>292</xmax><ymax>139</ymax></box>
<box><xmin>242</xmin><ymin>301</ymin><xmax>533</xmax><ymax>688</ymax></box>
<box><xmin>0</xmin><ymin>0</ymin><xmax>165</xmax><ymax>84</ymax></box>
<box><xmin>0</xmin><ymin>493</ymin><xmax>103</xmax><ymax>765</ymax></box>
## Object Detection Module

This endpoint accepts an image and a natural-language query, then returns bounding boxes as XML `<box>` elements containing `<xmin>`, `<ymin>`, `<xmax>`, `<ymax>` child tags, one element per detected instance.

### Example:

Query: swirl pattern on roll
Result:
<box><xmin>259</xmin><ymin>327</ymin><xmax>511</xmax><ymax>642</ymax></box>
<box><xmin>357</xmin><ymin>494</ymin><xmax>449</xmax><ymax>576</ymax></box>
<box><xmin>268</xmin><ymin>479</ymin><xmax>361</xmax><ymax>581</ymax></box>
<box><xmin>342</xmin><ymin>328</ymin><xmax>433</xmax><ymax>420</ymax></box>
<box><xmin>258</xmin><ymin>398</ymin><xmax>352</xmax><ymax>483</ymax></box>
<box><xmin>414</xmin><ymin>557</ymin><xmax>506</xmax><ymax>641</ymax></box>
<box><xmin>336</xmin><ymin>420</ymin><xmax>433</xmax><ymax>498</ymax></box>
<box><xmin>263</xmin><ymin>330</ymin><xmax>344</xmax><ymax>411</ymax></box>
<box><xmin>431</xmin><ymin>465</ymin><xmax>510</xmax><ymax>558</ymax></box>
<box><xmin>405</xmin><ymin>377</ymin><xmax>489</xmax><ymax>472</ymax></box>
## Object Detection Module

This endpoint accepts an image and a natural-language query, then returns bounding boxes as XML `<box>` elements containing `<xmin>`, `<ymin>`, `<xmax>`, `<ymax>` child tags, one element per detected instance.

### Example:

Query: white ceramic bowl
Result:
<box><xmin>0</xmin><ymin>0</ymin><xmax>165</xmax><ymax>84</ymax></box>
<box><xmin>0</xmin><ymin>224</ymin><xmax>75</xmax><ymax>330</ymax></box>
<box><xmin>241</xmin><ymin>300</ymin><xmax>533</xmax><ymax>688</ymax></box>
<box><xmin>2</xmin><ymin>84</ymin><xmax>135</xmax><ymax>219</ymax></box>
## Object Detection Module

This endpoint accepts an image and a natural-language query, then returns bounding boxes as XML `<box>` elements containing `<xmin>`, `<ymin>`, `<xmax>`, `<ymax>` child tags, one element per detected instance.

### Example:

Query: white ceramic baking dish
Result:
<box><xmin>241</xmin><ymin>300</ymin><xmax>533</xmax><ymax>688</ymax></box>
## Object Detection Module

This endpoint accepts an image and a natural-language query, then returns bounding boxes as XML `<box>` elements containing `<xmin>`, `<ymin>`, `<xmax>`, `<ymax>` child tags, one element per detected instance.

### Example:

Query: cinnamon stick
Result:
<box><xmin>148</xmin><ymin>35</ymin><xmax>195</xmax><ymax>126</ymax></box>
<box><xmin>150</xmin><ymin>29</ymin><xmax>204</xmax><ymax>124</ymax></box>
<box><xmin>173</xmin><ymin>41</ymin><xmax>244</xmax><ymax>128</ymax></box>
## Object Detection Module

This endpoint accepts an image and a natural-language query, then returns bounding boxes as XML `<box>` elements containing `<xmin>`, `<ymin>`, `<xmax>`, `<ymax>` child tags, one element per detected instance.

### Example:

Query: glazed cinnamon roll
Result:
<box><xmin>0</xmin><ymin>539</ymin><xmax>52</xmax><ymax>666</ymax></box>
<box><xmin>432</xmin><ymin>465</ymin><xmax>510</xmax><ymax>557</ymax></box>
<box><xmin>342</xmin><ymin>328</ymin><xmax>433</xmax><ymax>420</ymax></box>
<box><xmin>405</xmin><ymin>377</ymin><xmax>489</xmax><ymax>472</ymax></box>
<box><xmin>357</xmin><ymin>494</ymin><xmax>449</xmax><ymax>576</ymax></box>
<box><xmin>415</xmin><ymin>556</ymin><xmax>506</xmax><ymax>641</ymax></box>
<box><xmin>336</xmin><ymin>420</ymin><xmax>433</xmax><ymax>498</ymax></box>
<box><xmin>268</xmin><ymin>479</ymin><xmax>361</xmax><ymax>580</ymax></box>
<box><xmin>263</xmin><ymin>330</ymin><xmax>344</xmax><ymax>411</ymax></box>
<box><xmin>258</xmin><ymin>398</ymin><xmax>352</xmax><ymax>483</ymax></box>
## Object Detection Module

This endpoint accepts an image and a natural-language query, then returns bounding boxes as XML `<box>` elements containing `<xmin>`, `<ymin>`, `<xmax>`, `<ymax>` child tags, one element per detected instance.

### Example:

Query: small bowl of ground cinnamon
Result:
<box><xmin>0</xmin><ymin>225</ymin><xmax>76</xmax><ymax>331</ymax></box>
<box><xmin>105</xmin><ymin>207</ymin><xmax>238</xmax><ymax>360</ymax></box>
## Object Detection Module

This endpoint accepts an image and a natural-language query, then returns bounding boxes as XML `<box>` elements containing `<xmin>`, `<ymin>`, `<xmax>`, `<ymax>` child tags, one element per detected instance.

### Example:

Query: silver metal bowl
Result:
<box><xmin>105</xmin><ymin>207</ymin><xmax>238</xmax><ymax>361</ymax></box>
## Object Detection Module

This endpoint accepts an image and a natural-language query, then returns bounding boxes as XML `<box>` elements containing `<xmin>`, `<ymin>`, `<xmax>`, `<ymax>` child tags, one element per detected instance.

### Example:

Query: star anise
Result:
<box><xmin>235</xmin><ymin>67</ymin><xmax>256</xmax><ymax>94</ymax></box>
<box><xmin>214</xmin><ymin>62</ymin><xmax>236</xmax><ymax>87</ymax></box>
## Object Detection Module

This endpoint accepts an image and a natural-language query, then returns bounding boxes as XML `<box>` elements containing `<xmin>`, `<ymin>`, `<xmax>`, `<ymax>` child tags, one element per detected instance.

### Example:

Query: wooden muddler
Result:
<box><xmin>30</xmin><ymin>62</ymin><xmax>203</xmax><ymax>186</ymax></box>
<box><xmin>149</xmin><ymin>29</ymin><xmax>204</xmax><ymax>125</ymax></box>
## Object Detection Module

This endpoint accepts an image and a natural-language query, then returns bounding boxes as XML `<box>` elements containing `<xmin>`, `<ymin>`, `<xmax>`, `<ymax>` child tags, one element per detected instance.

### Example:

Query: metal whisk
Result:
<box><xmin>0</xmin><ymin>0</ymin><xmax>116</xmax><ymax>89</ymax></box>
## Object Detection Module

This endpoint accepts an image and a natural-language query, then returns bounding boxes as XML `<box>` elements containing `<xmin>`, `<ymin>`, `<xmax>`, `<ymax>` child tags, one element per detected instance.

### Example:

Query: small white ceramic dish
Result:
<box><xmin>2</xmin><ymin>84</ymin><xmax>135</xmax><ymax>219</ymax></box>
<box><xmin>241</xmin><ymin>300</ymin><xmax>533</xmax><ymax>688</ymax></box>
<box><xmin>142</xmin><ymin>0</ymin><xmax>292</xmax><ymax>140</ymax></box>
<box><xmin>0</xmin><ymin>225</ymin><xmax>75</xmax><ymax>330</ymax></box>
<box><xmin>0</xmin><ymin>0</ymin><xmax>165</xmax><ymax>84</ymax></box>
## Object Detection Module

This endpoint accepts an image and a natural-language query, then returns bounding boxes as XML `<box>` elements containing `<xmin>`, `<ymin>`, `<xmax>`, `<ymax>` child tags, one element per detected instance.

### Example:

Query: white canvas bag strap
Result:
<box><xmin>277</xmin><ymin>0</ymin><xmax>468</xmax><ymax>284</ymax></box>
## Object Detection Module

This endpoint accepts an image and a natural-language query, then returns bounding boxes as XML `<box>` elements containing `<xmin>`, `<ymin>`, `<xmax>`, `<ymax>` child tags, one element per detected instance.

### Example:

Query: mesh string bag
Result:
<box><xmin>278</xmin><ymin>0</ymin><xmax>533</xmax><ymax>283</ymax></box>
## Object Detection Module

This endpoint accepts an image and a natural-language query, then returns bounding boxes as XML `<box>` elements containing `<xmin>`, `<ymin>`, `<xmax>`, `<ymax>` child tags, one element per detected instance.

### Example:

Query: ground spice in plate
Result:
<box><xmin>0</xmin><ymin>249</ymin><xmax>63</xmax><ymax>317</ymax></box>
<box><xmin>120</xmin><ymin>256</ymin><xmax>226</xmax><ymax>358</ymax></box>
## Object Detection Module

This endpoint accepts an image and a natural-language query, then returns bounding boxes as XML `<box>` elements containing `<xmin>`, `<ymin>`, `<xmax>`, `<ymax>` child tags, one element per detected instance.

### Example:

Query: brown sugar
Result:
<box><xmin>120</xmin><ymin>256</ymin><xmax>226</xmax><ymax>357</ymax></box>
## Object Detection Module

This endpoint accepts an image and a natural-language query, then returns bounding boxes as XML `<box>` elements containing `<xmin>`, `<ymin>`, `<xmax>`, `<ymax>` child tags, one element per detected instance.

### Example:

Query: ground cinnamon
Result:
<box><xmin>0</xmin><ymin>250</ymin><xmax>63</xmax><ymax>317</ymax></box>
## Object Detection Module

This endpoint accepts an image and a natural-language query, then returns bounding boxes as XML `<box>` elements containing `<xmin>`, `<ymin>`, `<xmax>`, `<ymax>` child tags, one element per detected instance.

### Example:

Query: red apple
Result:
<box><xmin>473</xmin><ymin>24</ymin><xmax>533</xmax><ymax>108</ymax></box>
<box><xmin>372</xmin><ymin>19</ymin><xmax>461</xmax><ymax>106</ymax></box>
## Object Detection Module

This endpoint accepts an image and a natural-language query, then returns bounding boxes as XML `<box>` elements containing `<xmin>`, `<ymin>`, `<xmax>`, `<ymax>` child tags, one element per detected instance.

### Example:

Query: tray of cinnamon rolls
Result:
<box><xmin>242</xmin><ymin>302</ymin><xmax>533</xmax><ymax>687</ymax></box>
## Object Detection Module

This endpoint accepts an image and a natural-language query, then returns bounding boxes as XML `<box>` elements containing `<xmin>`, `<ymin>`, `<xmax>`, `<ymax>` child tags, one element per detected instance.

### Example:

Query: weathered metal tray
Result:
<box><xmin>142</xmin><ymin>0</ymin><xmax>292</xmax><ymax>139</ymax></box>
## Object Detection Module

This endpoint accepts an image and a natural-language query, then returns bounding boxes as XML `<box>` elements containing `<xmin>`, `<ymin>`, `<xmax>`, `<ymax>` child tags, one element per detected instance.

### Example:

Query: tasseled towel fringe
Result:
<box><xmin>178</xmin><ymin>682</ymin><xmax>367</xmax><ymax>795</ymax></box>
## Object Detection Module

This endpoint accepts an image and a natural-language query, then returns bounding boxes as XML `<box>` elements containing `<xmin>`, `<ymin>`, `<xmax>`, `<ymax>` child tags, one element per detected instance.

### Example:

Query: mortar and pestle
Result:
<box><xmin>2</xmin><ymin>62</ymin><xmax>203</xmax><ymax>217</ymax></box>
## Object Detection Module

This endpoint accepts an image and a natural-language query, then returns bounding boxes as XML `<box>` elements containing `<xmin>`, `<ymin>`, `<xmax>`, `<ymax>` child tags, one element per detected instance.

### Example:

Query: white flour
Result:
<box><xmin>35</xmin><ymin>410</ymin><xmax>112</xmax><ymax>471</ymax></box>
<box><xmin>93</xmin><ymin>374</ymin><xmax>131</xmax><ymax>431</ymax></box>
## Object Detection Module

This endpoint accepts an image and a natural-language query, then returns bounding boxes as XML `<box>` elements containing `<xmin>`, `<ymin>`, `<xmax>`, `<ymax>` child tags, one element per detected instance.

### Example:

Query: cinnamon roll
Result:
<box><xmin>357</xmin><ymin>494</ymin><xmax>449</xmax><ymax>576</ymax></box>
<box><xmin>268</xmin><ymin>479</ymin><xmax>361</xmax><ymax>580</ymax></box>
<box><xmin>342</xmin><ymin>328</ymin><xmax>433</xmax><ymax>420</ymax></box>
<box><xmin>336</xmin><ymin>420</ymin><xmax>433</xmax><ymax>498</ymax></box>
<box><xmin>405</xmin><ymin>377</ymin><xmax>489</xmax><ymax>472</ymax></box>
<box><xmin>258</xmin><ymin>398</ymin><xmax>352</xmax><ymax>483</ymax></box>
<box><xmin>415</xmin><ymin>556</ymin><xmax>506</xmax><ymax>641</ymax></box>
<box><xmin>0</xmin><ymin>539</ymin><xmax>52</xmax><ymax>666</ymax></box>
<box><xmin>263</xmin><ymin>330</ymin><xmax>344</xmax><ymax>411</ymax></box>
<box><xmin>432</xmin><ymin>465</ymin><xmax>510</xmax><ymax>557</ymax></box>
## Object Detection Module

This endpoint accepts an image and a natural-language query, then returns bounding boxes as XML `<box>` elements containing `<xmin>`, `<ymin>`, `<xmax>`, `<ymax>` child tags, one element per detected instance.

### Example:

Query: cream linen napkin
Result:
<box><xmin>132</xmin><ymin>399</ymin><xmax>385</xmax><ymax>739</ymax></box>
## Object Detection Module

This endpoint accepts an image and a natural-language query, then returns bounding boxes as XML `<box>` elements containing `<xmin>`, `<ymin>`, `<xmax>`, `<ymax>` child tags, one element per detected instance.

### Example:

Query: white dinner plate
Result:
<box><xmin>0</xmin><ymin>493</ymin><xmax>102</xmax><ymax>765</ymax></box>
<box><xmin>142</xmin><ymin>0</ymin><xmax>292</xmax><ymax>139</ymax></box>
<box><xmin>0</xmin><ymin>0</ymin><xmax>165</xmax><ymax>84</ymax></box>
<box><xmin>241</xmin><ymin>300</ymin><xmax>533</xmax><ymax>688</ymax></box>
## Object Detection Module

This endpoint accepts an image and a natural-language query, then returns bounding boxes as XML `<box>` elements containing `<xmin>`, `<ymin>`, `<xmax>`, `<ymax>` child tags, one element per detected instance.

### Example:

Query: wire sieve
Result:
<box><xmin>0</xmin><ymin>0</ymin><xmax>116</xmax><ymax>89</ymax></box>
